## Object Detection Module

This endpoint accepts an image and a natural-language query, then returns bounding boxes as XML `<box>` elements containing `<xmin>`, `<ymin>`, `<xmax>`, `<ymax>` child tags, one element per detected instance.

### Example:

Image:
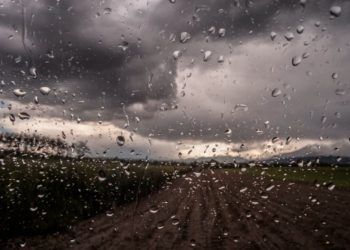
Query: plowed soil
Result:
<box><xmin>5</xmin><ymin>169</ymin><xmax>350</xmax><ymax>249</ymax></box>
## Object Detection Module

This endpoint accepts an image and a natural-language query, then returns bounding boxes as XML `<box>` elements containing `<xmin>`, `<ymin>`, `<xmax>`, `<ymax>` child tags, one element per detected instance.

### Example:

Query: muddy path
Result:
<box><xmin>5</xmin><ymin>170</ymin><xmax>350</xmax><ymax>249</ymax></box>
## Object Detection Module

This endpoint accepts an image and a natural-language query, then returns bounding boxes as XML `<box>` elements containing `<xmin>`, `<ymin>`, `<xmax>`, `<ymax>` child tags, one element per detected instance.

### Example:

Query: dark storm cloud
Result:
<box><xmin>0</xmin><ymin>0</ymin><xmax>350</xmax><ymax>157</ymax></box>
<box><xmin>0</xmin><ymin>0</ymin><xmax>178</xmax><ymax>117</ymax></box>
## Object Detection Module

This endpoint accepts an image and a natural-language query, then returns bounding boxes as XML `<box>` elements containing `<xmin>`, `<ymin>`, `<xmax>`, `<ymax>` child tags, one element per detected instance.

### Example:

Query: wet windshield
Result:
<box><xmin>0</xmin><ymin>0</ymin><xmax>349</xmax><ymax>249</ymax></box>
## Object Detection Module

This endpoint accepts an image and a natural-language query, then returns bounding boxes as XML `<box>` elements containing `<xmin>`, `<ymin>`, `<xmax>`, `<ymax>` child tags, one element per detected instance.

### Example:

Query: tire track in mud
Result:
<box><xmin>4</xmin><ymin>170</ymin><xmax>350</xmax><ymax>250</ymax></box>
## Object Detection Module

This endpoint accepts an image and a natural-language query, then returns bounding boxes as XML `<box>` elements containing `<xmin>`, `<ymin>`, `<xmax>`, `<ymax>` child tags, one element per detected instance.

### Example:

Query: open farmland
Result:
<box><xmin>2</xmin><ymin>162</ymin><xmax>350</xmax><ymax>249</ymax></box>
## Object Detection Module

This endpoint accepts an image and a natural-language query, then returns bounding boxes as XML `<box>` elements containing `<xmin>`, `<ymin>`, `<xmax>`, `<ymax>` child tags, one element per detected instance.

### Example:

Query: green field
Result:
<box><xmin>261</xmin><ymin>166</ymin><xmax>350</xmax><ymax>187</ymax></box>
<box><xmin>228</xmin><ymin>165</ymin><xmax>350</xmax><ymax>188</ymax></box>
<box><xmin>0</xmin><ymin>155</ymin><xmax>188</xmax><ymax>239</ymax></box>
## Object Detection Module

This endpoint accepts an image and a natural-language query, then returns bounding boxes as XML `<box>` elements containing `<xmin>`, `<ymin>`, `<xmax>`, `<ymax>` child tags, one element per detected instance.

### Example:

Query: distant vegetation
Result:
<box><xmin>0</xmin><ymin>132</ymin><xmax>89</xmax><ymax>158</ymax></box>
<box><xmin>0</xmin><ymin>154</ymin><xmax>189</xmax><ymax>239</ymax></box>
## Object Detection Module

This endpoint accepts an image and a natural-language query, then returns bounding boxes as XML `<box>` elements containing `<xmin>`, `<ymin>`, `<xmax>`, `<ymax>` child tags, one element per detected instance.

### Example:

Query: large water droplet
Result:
<box><xmin>13</xmin><ymin>89</ymin><xmax>26</xmax><ymax>97</ymax></box>
<box><xmin>39</xmin><ymin>87</ymin><xmax>51</xmax><ymax>95</ymax></box>
<box><xmin>218</xmin><ymin>28</ymin><xmax>226</xmax><ymax>37</ymax></box>
<box><xmin>9</xmin><ymin>114</ymin><xmax>15</xmax><ymax>123</ymax></box>
<box><xmin>117</xmin><ymin>135</ymin><xmax>125</xmax><ymax>146</ymax></box>
<box><xmin>180</xmin><ymin>32</ymin><xmax>191</xmax><ymax>43</ymax></box>
<box><xmin>292</xmin><ymin>56</ymin><xmax>302</xmax><ymax>66</ymax></box>
<box><xmin>203</xmin><ymin>51</ymin><xmax>212</xmax><ymax>61</ymax></box>
<box><xmin>18</xmin><ymin>112</ymin><xmax>30</xmax><ymax>120</ymax></box>
<box><xmin>98</xmin><ymin>169</ymin><xmax>107</xmax><ymax>182</ymax></box>
<box><xmin>208</xmin><ymin>26</ymin><xmax>216</xmax><ymax>34</ymax></box>
<box><xmin>173</xmin><ymin>50</ymin><xmax>181</xmax><ymax>60</ymax></box>
<box><xmin>224</xmin><ymin>128</ymin><xmax>232</xmax><ymax>135</ymax></box>
<box><xmin>284</xmin><ymin>32</ymin><xmax>294</xmax><ymax>41</ymax></box>
<box><xmin>271</xmin><ymin>88</ymin><xmax>282</xmax><ymax>97</ymax></box>
<box><xmin>328</xmin><ymin>184</ymin><xmax>335</xmax><ymax>191</ymax></box>
<box><xmin>330</xmin><ymin>6</ymin><xmax>342</xmax><ymax>17</ymax></box>
<box><xmin>29</xmin><ymin>67</ymin><xmax>37</xmax><ymax>78</ymax></box>
<box><xmin>296</xmin><ymin>25</ymin><xmax>304</xmax><ymax>34</ymax></box>
<box><xmin>217</xmin><ymin>55</ymin><xmax>224</xmax><ymax>63</ymax></box>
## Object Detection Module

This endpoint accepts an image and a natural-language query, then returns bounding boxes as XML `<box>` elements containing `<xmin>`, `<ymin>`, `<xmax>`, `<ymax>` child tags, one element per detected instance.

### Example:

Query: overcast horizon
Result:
<box><xmin>0</xmin><ymin>0</ymin><xmax>349</xmax><ymax>161</ymax></box>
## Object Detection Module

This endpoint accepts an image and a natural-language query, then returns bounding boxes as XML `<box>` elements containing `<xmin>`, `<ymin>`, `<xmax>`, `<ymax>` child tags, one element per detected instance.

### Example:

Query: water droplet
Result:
<box><xmin>117</xmin><ymin>135</ymin><xmax>125</xmax><ymax>146</ymax></box>
<box><xmin>39</xmin><ymin>87</ymin><xmax>51</xmax><ymax>95</ymax></box>
<box><xmin>284</xmin><ymin>32</ymin><xmax>294</xmax><ymax>41</ymax></box>
<box><xmin>103</xmin><ymin>7</ymin><xmax>112</xmax><ymax>15</ymax></box>
<box><xmin>194</xmin><ymin>171</ymin><xmax>201</xmax><ymax>177</ymax></box>
<box><xmin>34</xmin><ymin>96</ymin><xmax>39</xmax><ymax>104</ymax></box>
<box><xmin>272</xmin><ymin>137</ymin><xmax>279</xmax><ymax>143</ymax></box>
<box><xmin>217</xmin><ymin>55</ymin><xmax>224</xmax><ymax>63</ymax></box>
<box><xmin>19</xmin><ymin>239</ymin><xmax>26</xmax><ymax>248</ymax></box>
<box><xmin>296</xmin><ymin>25</ymin><xmax>304</xmax><ymax>34</ymax></box>
<box><xmin>266</xmin><ymin>185</ymin><xmax>275</xmax><ymax>192</ymax></box>
<box><xmin>106</xmin><ymin>210</ymin><xmax>114</xmax><ymax>217</ymax></box>
<box><xmin>30</xmin><ymin>206</ymin><xmax>38</xmax><ymax>212</ymax></box>
<box><xmin>9</xmin><ymin>114</ymin><xmax>15</xmax><ymax>123</ymax></box>
<box><xmin>245</xmin><ymin>210</ymin><xmax>252</xmax><ymax>218</ymax></box>
<box><xmin>240</xmin><ymin>187</ymin><xmax>248</xmax><ymax>193</ymax></box>
<box><xmin>330</xmin><ymin>6</ymin><xmax>342</xmax><ymax>17</ymax></box>
<box><xmin>173</xmin><ymin>50</ymin><xmax>181</xmax><ymax>60</ymax></box>
<box><xmin>328</xmin><ymin>184</ymin><xmax>335</xmax><ymax>191</ymax></box>
<box><xmin>118</xmin><ymin>41</ymin><xmax>129</xmax><ymax>51</ymax></box>
<box><xmin>224</xmin><ymin>128</ymin><xmax>232</xmax><ymax>135</ymax></box>
<box><xmin>302</xmin><ymin>52</ymin><xmax>310</xmax><ymax>59</ymax></box>
<box><xmin>171</xmin><ymin>218</ymin><xmax>180</xmax><ymax>225</ymax></box>
<box><xmin>300</xmin><ymin>0</ymin><xmax>307</xmax><ymax>7</ymax></box>
<box><xmin>271</xmin><ymin>88</ymin><xmax>282</xmax><ymax>97</ymax></box>
<box><xmin>331</xmin><ymin>72</ymin><xmax>338</xmax><ymax>79</ymax></box>
<box><xmin>203</xmin><ymin>51</ymin><xmax>212</xmax><ymax>61</ymax></box>
<box><xmin>29</xmin><ymin>67</ymin><xmax>37</xmax><ymax>78</ymax></box>
<box><xmin>218</xmin><ymin>28</ymin><xmax>226</xmax><ymax>37</ymax></box>
<box><xmin>180</xmin><ymin>32</ymin><xmax>191</xmax><ymax>43</ymax></box>
<box><xmin>189</xmin><ymin>239</ymin><xmax>196</xmax><ymax>247</ymax></box>
<box><xmin>18</xmin><ymin>112</ymin><xmax>30</xmax><ymax>120</ymax></box>
<box><xmin>208</xmin><ymin>26</ymin><xmax>216</xmax><ymax>34</ymax></box>
<box><xmin>234</xmin><ymin>104</ymin><xmax>248</xmax><ymax>111</ymax></box>
<box><xmin>335</xmin><ymin>89</ymin><xmax>346</xmax><ymax>96</ymax></box>
<box><xmin>292</xmin><ymin>56</ymin><xmax>302</xmax><ymax>66</ymax></box>
<box><xmin>169</xmin><ymin>0</ymin><xmax>176</xmax><ymax>3</ymax></box>
<box><xmin>261</xmin><ymin>193</ymin><xmax>269</xmax><ymax>199</ymax></box>
<box><xmin>270</xmin><ymin>31</ymin><xmax>277</xmax><ymax>41</ymax></box>
<box><xmin>149</xmin><ymin>206</ymin><xmax>159</xmax><ymax>214</ymax></box>
<box><xmin>157</xmin><ymin>222</ymin><xmax>164</xmax><ymax>229</ymax></box>
<box><xmin>13</xmin><ymin>89</ymin><xmax>26</xmax><ymax>97</ymax></box>
<box><xmin>98</xmin><ymin>169</ymin><xmax>107</xmax><ymax>182</ymax></box>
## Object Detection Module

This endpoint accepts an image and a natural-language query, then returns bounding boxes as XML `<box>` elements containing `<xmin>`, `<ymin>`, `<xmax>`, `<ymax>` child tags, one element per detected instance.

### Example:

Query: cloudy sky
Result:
<box><xmin>0</xmin><ymin>0</ymin><xmax>349</xmax><ymax>160</ymax></box>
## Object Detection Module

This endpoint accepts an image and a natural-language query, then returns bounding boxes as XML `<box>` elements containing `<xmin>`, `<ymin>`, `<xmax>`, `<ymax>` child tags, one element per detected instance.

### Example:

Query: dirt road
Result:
<box><xmin>5</xmin><ymin>169</ymin><xmax>350</xmax><ymax>249</ymax></box>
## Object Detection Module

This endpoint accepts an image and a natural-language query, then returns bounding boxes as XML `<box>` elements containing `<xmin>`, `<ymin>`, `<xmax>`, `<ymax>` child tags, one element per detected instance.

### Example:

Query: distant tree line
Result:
<box><xmin>0</xmin><ymin>132</ymin><xmax>90</xmax><ymax>157</ymax></box>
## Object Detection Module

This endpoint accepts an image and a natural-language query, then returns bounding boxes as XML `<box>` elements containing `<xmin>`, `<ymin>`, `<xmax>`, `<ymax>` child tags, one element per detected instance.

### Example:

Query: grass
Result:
<box><xmin>0</xmin><ymin>154</ymin><xmax>188</xmax><ymax>239</ymax></box>
<box><xmin>224</xmin><ymin>165</ymin><xmax>350</xmax><ymax>188</ymax></box>
<box><xmin>260</xmin><ymin>166</ymin><xmax>350</xmax><ymax>187</ymax></box>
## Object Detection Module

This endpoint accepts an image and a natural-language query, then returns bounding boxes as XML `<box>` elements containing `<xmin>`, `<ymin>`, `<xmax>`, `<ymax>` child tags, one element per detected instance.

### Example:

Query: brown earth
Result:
<box><xmin>5</xmin><ymin>169</ymin><xmax>350</xmax><ymax>249</ymax></box>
